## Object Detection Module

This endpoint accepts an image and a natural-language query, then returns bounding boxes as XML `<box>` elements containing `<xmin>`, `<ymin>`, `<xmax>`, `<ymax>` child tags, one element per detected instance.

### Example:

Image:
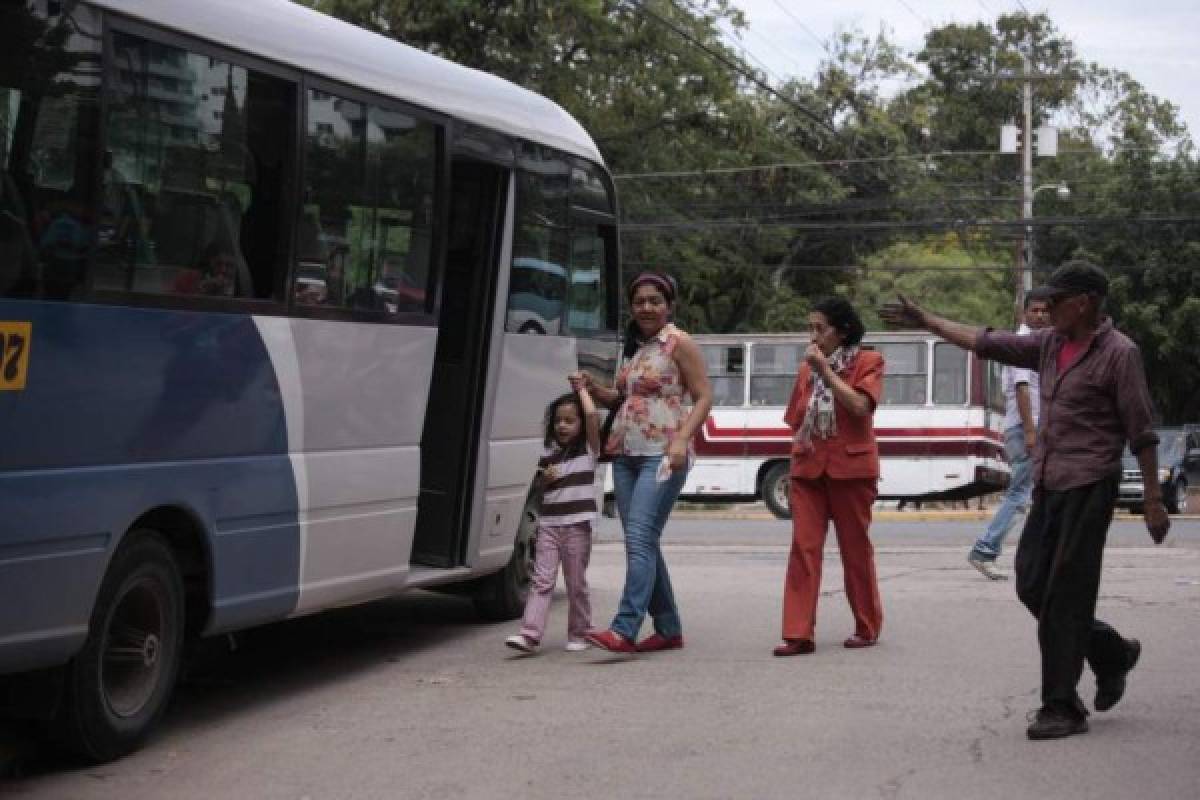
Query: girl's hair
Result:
<box><xmin>811</xmin><ymin>296</ymin><xmax>866</xmax><ymax>347</ymax></box>
<box><xmin>623</xmin><ymin>271</ymin><xmax>679</xmax><ymax>359</ymax></box>
<box><xmin>543</xmin><ymin>391</ymin><xmax>587</xmax><ymax>456</ymax></box>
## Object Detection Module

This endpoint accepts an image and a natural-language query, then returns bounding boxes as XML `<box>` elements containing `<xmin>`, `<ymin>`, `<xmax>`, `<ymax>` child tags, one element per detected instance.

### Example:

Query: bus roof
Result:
<box><xmin>92</xmin><ymin>0</ymin><xmax>604</xmax><ymax>164</ymax></box>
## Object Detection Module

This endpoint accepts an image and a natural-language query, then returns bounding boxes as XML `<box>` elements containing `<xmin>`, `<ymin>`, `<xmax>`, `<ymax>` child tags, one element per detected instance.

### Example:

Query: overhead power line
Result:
<box><xmin>769</xmin><ymin>0</ymin><xmax>831</xmax><ymax>57</ymax></box>
<box><xmin>621</xmin><ymin>213</ymin><xmax>1200</xmax><ymax>233</ymax></box>
<box><xmin>622</xmin><ymin>0</ymin><xmax>841</xmax><ymax>143</ymax></box>
<box><xmin>615</xmin><ymin>149</ymin><xmax>999</xmax><ymax>179</ymax></box>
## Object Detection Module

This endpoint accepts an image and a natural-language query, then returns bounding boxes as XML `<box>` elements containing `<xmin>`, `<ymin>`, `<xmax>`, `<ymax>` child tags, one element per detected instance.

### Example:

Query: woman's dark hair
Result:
<box><xmin>622</xmin><ymin>271</ymin><xmax>678</xmax><ymax>358</ymax></box>
<box><xmin>543</xmin><ymin>391</ymin><xmax>587</xmax><ymax>456</ymax></box>
<box><xmin>811</xmin><ymin>296</ymin><xmax>865</xmax><ymax>347</ymax></box>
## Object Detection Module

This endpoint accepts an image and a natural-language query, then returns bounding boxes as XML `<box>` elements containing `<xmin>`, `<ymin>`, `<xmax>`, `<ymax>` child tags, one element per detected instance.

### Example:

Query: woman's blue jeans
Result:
<box><xmin>609</xmin><ymin>455</ymin><xmax>687</xmax><ymax>640</ymax></box>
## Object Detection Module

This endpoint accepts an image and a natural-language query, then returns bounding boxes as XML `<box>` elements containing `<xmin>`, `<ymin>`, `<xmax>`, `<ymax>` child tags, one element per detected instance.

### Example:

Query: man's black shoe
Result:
<box><xmin>1095</xmin><ymin>638</ymin><xmax>1141</xmax><ymax>712</ymax></box>
<box><xmin>1026</xmin><ymin>708</ymin><xmax>1089</xmax><ymax>740</ymax></box>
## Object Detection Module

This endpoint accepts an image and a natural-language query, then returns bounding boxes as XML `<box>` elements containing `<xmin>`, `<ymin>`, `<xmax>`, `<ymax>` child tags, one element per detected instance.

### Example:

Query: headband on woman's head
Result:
<box><xmin>629</xmin><ymin>272</ymin><xmax>675</xmax><ymax>302</ymax></box>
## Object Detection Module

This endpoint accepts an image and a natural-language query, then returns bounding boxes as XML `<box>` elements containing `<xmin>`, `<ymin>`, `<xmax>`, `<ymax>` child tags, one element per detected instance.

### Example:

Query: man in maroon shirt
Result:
<box><xmin>881</xmin><ymin>261</ymin><xmax>1170</xmax><ymax>740</ymax></box>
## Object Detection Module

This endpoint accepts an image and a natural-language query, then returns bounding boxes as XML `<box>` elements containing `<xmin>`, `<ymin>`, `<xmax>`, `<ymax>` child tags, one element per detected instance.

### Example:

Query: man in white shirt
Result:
<box><xmin>968</xmin><ymin>289</ymin><xmax>1052</xmax><ymax>580</ymax></box>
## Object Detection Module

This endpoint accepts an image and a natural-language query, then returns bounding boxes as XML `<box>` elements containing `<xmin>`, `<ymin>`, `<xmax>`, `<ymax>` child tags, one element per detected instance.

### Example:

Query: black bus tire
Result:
<box><xmin>472</xmin><ymin>495</ymin><xmax>538</xmax><ymax>621</ymax></box>
<box><xmin>762</xmin><ymin>462</ymin><xmax>792</xmax><ymax>520</ymax></box>
<box><xmin>54</xmin><ymin>531</ymin><xmax>185</xmax><ymax>763</ymax></box>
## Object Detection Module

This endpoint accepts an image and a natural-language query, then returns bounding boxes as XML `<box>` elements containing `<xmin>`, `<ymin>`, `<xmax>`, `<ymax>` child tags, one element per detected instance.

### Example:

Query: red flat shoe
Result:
<box><xmin>586</xmin><ymin>629</ymin><xmax>637</xmax><ymax>653</ymax></box>
<box><xmin>637</xmin><ymin>633</ymin><xmax>684</xmax><ymax>652</ymax></box>
<box><xmin>843</xmin><ymin>634</ymin><xmax>877</xmax><ymax>649</ymax></box>
<box><xmin>772</xmin><ymin>639</ymin><xmax>815</xmax><ymax>657</ymax></box>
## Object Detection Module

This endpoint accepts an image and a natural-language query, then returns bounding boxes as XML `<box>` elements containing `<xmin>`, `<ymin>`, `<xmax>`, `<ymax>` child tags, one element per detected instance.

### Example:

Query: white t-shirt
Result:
<box><xmin>1001</xmin><ymin>323</ymin><xmax>1040</xmax><ymax>431</ymax></box>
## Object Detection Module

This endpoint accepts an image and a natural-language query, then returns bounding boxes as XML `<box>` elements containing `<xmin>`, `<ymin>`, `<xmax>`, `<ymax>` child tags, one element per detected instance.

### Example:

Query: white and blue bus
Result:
<box><xmin>0</xmin><ymin>0</ymin><xmax>619</xmax><ymax>760</ymax></box>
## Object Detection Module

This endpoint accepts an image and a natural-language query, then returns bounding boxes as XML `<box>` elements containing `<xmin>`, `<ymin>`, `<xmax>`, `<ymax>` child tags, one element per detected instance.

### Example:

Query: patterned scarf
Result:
<box><xmin>795</xmin><ymin>346</ymin><xmax>859</xmax><ymax>453</ymax></box>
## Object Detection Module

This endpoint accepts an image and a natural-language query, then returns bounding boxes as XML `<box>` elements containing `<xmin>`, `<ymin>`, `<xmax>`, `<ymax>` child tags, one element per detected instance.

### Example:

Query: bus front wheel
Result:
<box><xmin>54</xmin><ymin>531</ymin><xmax>185</xmax><ymax>763</ymax></box>
<box><xmin>762</xmin><ymin>462</ymin><xmax>792</xmax><ymax>520</ymax></box>
<box><xmin>472</xmin><ymin>495</ymin><xmax>538</xmax><ymax>621</ymax></box>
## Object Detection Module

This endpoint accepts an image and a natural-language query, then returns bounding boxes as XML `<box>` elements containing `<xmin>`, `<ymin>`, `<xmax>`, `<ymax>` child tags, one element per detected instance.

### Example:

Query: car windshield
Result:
<box><xmin>1122</xmin><ymin>431</ymin><xmax>1181</xmax><ymax>467</ymax></box>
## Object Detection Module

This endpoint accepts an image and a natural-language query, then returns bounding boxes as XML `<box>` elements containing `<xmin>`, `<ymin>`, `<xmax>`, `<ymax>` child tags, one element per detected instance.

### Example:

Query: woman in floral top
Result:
<box><xmin>582</xmin><ymin>272</ymin><xmax>713</xmax><ymax>653</ymax></box>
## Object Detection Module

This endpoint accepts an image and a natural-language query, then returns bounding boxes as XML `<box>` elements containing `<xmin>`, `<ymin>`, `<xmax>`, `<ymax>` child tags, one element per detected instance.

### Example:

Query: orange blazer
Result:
<box><xmin>783</xmin><ymin>349</ymin><xmax>884</xmax><ymax>480</ymax></box>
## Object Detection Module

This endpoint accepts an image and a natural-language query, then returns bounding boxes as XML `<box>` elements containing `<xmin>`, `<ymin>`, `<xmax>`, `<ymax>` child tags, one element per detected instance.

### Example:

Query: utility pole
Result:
<box><xmin>1018</xmin><ymin>39</ymin><xmax>1034</xmax><ymax>319</ymax></box>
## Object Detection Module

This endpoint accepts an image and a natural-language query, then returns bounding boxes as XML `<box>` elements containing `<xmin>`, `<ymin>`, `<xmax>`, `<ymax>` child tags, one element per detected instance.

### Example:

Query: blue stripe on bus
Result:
<box><xmin>0</xmin><ymin>300</ymin><xmax>301</xmax><ymax>669</ymax></box>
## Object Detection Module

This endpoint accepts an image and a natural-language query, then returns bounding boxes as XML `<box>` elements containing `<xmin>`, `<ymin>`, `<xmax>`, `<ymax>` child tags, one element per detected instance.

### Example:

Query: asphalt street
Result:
<box><xmin>4</xmin><ymin>513</ymin><xmax>1199</xmax><ymax>799</ymax></box>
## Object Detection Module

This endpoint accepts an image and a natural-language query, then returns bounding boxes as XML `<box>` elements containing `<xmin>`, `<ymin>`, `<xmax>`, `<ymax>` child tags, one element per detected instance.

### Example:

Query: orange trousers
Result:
<box><xmin>782</xmin><ymin>475</ymin><xmax>883</xmax><ymax>642</ymax></box>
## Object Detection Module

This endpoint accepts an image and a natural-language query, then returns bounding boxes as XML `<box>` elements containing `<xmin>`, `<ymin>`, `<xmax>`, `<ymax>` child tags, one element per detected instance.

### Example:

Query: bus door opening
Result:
<box><xmin>412</xmin><ymin>159</ymin><xmax>506</xmax><ymax>568</ymax></box>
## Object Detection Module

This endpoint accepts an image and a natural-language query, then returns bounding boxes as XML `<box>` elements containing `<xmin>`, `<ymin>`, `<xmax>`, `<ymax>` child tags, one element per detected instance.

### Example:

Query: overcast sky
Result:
<box><xmin>725</xmin><ymin>1</ymin><xmax>1200</xmax><ymax>141</ymax></box>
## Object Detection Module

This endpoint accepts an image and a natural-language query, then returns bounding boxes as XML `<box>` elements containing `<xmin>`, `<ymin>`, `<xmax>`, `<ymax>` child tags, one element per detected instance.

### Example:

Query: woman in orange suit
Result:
<box><xmin>774</xmin><ymin>297</ymin><xmax>885</xmax><ymax>656</ymax></box>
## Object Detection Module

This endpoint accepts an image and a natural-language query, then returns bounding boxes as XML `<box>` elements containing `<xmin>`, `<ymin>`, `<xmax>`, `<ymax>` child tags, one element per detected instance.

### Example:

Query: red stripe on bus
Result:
<box><xmin>693</xmin><ymin>438</ymin><xmax>1005</xmax><ymax>459</ymax></box>
<box><xmin>702</xmin><ymin>419</ymin><xmax>1003</xmax><ymax>441</ymax></box>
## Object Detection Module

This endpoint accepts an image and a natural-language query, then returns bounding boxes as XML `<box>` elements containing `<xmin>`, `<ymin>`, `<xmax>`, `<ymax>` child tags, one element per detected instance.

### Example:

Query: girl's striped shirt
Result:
<box><xmin>538</xmin><ymin>444</ymin><xmax>597</xmax><ymax>527</ymax></box>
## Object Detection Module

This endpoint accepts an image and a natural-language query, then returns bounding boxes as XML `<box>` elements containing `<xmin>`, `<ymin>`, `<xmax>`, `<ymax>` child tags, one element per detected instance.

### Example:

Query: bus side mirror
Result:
<box><xmin>1186</xmin><ymin>447</ymin><xmax>1200</xmax><ymax>467</ymax></box>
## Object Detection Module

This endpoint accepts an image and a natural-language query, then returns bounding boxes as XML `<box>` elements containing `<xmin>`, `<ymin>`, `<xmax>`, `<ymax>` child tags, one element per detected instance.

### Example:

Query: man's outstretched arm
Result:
<box><xmin>879</xmin><ymin>295</ymin><xmax>983</xmax><ymax>351</ymax></box>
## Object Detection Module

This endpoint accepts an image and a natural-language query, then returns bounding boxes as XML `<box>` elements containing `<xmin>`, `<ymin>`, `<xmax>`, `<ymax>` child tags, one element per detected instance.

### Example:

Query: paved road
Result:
<box><xmin>4</xmin><ymin>516</ymin><xmax>1200</xmax><ymax>799</ymax></box>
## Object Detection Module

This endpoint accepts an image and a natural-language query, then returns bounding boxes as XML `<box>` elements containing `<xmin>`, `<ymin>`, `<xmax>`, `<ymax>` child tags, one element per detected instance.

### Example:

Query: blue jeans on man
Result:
<box><xmin>972</xmin><ymin>424</ymin><xmax>1034</xmax><ymax>561</ymax></box>
<box><xmin>610</xmin><ymin>455</ymin><xmax>687</xmax><ymax>641</ymax></box>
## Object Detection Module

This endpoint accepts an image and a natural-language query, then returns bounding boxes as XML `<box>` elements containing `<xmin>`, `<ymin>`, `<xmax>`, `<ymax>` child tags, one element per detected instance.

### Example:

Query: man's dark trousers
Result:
<box><xmin>1015</xmin><ymin>474</ymin><xmax>1131</xmax><ymax>717</ymax></box>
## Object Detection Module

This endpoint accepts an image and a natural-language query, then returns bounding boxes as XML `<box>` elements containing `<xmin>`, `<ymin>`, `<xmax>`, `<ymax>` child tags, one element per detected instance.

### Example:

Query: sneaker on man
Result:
<box><xmin>564</xmin><ymin>639</ymin><xmax>590</xmax><ymax>652</ymax></box>
<box><xmin>505</xmin><ymin>634</ymin><xmax>537</xmax><ymax>654</ymax></box>
<box><xmin>968</xmin><ymin>555</ymin><xmax>1009</xmax><ymax>581</ymax></box>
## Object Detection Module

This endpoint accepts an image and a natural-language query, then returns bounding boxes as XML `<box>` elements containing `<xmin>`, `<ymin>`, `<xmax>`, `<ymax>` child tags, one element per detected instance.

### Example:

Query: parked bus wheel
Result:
<box><xmin>53</xmin><ymin>531</ymin><xmax>185</xmax><ymax>763</ymax></box>
<box><xmin>761</xmin><ymin>462</ymin><xmax>792</xmax><ymax>520</ymax></box>
<box><xmin>472</xmin><ymin>493</ymin><xmax>538</xmax><ymax>621</ymax></box>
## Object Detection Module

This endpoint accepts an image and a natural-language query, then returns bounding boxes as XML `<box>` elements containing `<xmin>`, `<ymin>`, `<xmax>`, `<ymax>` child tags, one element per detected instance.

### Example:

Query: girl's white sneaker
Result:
<box><xmin>505</xmin><ymin>634</ymin><xmax>537</xmax><ymax>653</ymax></box>
<box><xmin>564</xmin><ymin>639</ymin><xmax>590</xmax><ymax>652</ymax></box>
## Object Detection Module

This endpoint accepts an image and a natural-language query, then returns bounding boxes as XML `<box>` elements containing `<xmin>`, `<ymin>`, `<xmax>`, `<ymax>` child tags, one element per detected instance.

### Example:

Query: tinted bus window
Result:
<box><xmin>704</xmin><ymin>344</ymin><xmax>746</xmax><ymax>407</ymax></box>
<box><xmin>567</xmin><ymin>226</ymin><xmax>608</xmax><ymax>334</ymax></box>
<box><xmin>570</xmin><ymin>162</ymin><xmax>613</xmax><ymax>215</ymax></box>
<box><xmin>508</xmin><ymin>144</ymin><xmax>569</xmax><ymax>334</ymax></box>
<box><xmin>933</xmin><ymin>342</ymin><xmax>968</xmax><ymax>405</ymax></box>
<box><xmin>749</xmin><ymin>343</ymin><xmax>803</xmax><ymax>406</ymax></box>
<box><xmin>0</xmin><ymin>3</ymin><xmax>101</xmax><ymax>301</ymax></box>
<box><xmin>297</xmin><ymin>89</ymin><xmax>438</xmax><ymax>314</ymax></box>
<box><xmin>96</xmin><ymin>33</ymin><xmax>295</xmax><ymax>300</ymax></box>
<box><xmin>874</xmin><ymin>342</ymin><xmax>927</xmax><ymax>405</ymax></box>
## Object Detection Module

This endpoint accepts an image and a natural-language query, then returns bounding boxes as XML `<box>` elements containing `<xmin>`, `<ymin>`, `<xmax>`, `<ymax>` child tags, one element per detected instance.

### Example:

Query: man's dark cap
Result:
<box><xmin>1045</xmin><ymin>261</ymin><xmax>1108</xmax><ymax>297</ymax></box>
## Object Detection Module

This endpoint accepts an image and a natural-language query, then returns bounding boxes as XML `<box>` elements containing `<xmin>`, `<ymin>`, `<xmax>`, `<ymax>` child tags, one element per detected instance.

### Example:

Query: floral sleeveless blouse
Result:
<box><xmin>605</xmin><ymin>324</ymin><xmax>692</xmax><ymax>457</ymax></box>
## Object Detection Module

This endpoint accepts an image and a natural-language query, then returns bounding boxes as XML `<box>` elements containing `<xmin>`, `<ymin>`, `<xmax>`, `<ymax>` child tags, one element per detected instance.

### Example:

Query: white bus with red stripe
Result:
<box><xmin>687</xmin><ymin>332</ymin><xmax>1010</xmax><ymax>519</ymax></box>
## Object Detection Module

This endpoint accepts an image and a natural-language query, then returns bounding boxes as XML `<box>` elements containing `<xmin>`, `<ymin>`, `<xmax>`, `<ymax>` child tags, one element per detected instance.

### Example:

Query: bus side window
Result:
<box><xmin>297</xmin><ymin>90</ymin><xmax>437</xmax><ymax>315</ymax></box>
<box><xmin>933</xmin><ymin>342</ymin><xmax>968</xmax><ymax>405</ymax></box>
<box><xmin>0</xmin><ymin>3</ymin><xmax>102</xmax><ymax>302</ymax></box>
<box><xmin>875</xmin><ymin>342</ymin><xmax>928</xmax><ymax>405</ymax></box>
<box><xmin>96</xmin><ymin>33</ymin><xmax>296</xmax><ymax>300</ymax></box>
<box><xmin>703</xmin><ymin>345</ymin><xmax>745</xmax><ymax>407</ymax></box>
<box><xmin>508</xmin><ymin>144</ymin><xmax>568</xmax><ymax>335</ymax></box>
<box><xmin>749</xmin><ymin>343</ymin><xmax>802</xmax><ymax>406</ymax></box>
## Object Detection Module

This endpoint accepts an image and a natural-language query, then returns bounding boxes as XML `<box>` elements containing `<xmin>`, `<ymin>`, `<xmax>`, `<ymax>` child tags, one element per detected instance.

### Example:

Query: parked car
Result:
<box><xmin>1117</xmin><ymin>427</ymin><xmax>1200</xmax><ymax>514</ymax></box>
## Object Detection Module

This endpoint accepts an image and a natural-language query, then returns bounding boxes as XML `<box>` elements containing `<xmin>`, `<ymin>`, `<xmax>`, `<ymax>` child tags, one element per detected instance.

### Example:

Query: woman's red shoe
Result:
<box><xmin>843</xmin><ymin>634</ymin><xmax>877</xmax><ymax>649</ymax></box>
<box><xmin>772</xmin><ymin>639</ymin><xmax>815</xmax><ymax>657</ymax></box>
<box><xmin>586</xmin><ymin>629</ymin><xmax>638</xmax><ymax>653</ymax></box>
<box><xmin>637</xmin><ymin>633</ymin><xmax>684</xmax><ymax>652</ymax></box>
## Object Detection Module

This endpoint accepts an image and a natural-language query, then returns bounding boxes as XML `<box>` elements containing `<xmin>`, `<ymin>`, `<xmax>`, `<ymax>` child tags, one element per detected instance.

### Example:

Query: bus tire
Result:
<box><xmin>53</xmin><ymin>531</ymin><xmax>185</xmax><ymax>763</ymax></box>
<box><xmin>472</xmin><ymin>495</ymin><xmax>538</xmax><ymax>621</ymax></box>
<box><xmin>761</xmin><ymin>462</ymin><xmax>792</xmax><ymax>520</ymax></box>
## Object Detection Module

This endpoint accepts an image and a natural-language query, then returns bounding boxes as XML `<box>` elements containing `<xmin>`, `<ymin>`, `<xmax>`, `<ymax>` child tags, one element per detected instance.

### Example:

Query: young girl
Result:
<box><xmin>505</xmin><ymin>377</ymin><xmax>601</xmax><ymax>653</ymax></box>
